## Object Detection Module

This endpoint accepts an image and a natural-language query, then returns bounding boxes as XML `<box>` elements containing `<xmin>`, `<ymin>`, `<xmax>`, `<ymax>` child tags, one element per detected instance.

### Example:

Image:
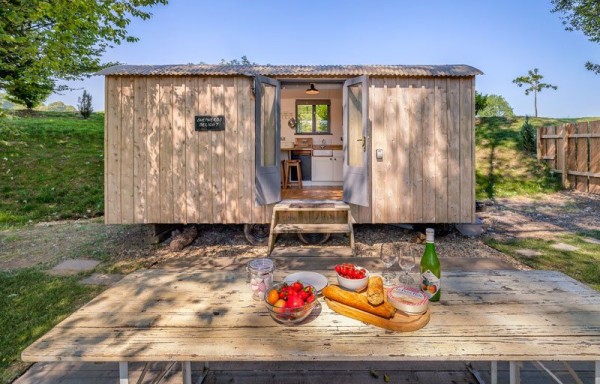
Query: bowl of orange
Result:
<box><xmin>264</xmin><ymin>282</ymin><xmax>318</xmax><ymax>324</ymax></box>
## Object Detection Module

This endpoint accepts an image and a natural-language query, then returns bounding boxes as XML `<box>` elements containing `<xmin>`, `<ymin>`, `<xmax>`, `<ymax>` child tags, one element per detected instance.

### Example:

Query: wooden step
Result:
<box><xmin>273</xmin><ymin>223</ymin><xmax>352</xmax><ymax>234</ymax></box>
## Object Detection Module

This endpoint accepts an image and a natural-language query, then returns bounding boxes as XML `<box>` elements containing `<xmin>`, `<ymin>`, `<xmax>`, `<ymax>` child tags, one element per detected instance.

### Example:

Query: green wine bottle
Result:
<box><xmin>420</xmin><ymin>228</ymin><xmax>441</xmax><ymax>302</ymax></box>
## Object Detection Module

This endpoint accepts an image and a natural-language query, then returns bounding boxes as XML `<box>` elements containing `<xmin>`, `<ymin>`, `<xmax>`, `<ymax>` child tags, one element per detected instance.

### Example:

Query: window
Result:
<box><xmin>296</xmin><ymin>100</ymin><xmax>331</xmax><ymax>134</ymax></box>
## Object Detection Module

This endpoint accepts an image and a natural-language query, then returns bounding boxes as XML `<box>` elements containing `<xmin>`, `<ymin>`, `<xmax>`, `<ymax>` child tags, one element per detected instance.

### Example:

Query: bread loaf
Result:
<box><xmin>367</xmin><ymin>276</ymin><xmax>384</xmax><ymax>305</ymax></box>
<box><xmin>322</xmin><ymin>285</ymin><xmax>396</xmax><ymax>319</ymax></box>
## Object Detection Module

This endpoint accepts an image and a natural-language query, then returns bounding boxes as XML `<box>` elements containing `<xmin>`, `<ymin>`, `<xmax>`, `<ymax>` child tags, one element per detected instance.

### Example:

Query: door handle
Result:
<box><xmin>357</xmin><ymin>136</ymin><xmax>367</xmax><ymax>152</ymax></box>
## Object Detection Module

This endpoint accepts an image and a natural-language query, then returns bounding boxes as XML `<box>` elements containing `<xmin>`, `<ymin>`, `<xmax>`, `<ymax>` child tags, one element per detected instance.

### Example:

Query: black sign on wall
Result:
<box><xmin>195</xmin><ymin>115</ymin><xmax>225</xmax><ymax>131</ymax></box>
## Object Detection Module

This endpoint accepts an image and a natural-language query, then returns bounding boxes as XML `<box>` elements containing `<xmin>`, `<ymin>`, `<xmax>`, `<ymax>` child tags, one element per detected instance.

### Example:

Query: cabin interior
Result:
<box><xmin>279</xmin><ymin>80</ymin><xmax>344</xmax><ymax>201</ymax></box>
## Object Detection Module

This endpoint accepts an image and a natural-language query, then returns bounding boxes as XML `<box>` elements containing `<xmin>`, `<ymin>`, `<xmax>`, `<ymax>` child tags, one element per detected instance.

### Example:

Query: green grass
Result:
<box><xmin>475</xmin><ymin>116</ymin><xmax>599</xmax><ymax>199</ymax></box>
<box><xmin>0</xmin><ymin>269</ymin><xmax>103</xmax><ymax>383</ymax></box>
<box><xmin>485</xmin><ymin>230</ymin><xmax>600</xmax><ymax>291</ymax></box>
<box><xmin>0</xmin><ymin>111</ymin><xmax>104</xmax><ymax>229</ymax></box>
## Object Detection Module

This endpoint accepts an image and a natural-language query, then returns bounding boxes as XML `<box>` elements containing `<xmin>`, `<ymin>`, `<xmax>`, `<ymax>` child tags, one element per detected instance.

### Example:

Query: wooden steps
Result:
<box><xmin>273</xmin><ymin>223</ymin><xmax>352</xmax><ymax>234</ymax></box>
<box><xmin>267</xmin><ymin>200</ymin><xmax>354</xmax><ymax>255</ymax></box>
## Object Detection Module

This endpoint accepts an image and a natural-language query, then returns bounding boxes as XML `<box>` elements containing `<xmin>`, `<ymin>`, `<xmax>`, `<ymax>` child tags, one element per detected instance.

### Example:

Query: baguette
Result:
<box><xmin>367</xmin><ymin>276</ymin><xmax>384</xmax><ymax>305</ymax></box>
<box><xmin>322</xmin><ymin>285</ymin><xmax>396</xmax><ymax>319</ymax></box>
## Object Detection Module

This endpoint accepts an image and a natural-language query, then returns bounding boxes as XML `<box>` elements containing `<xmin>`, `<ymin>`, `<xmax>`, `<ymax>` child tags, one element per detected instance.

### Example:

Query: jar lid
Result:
<box><xmin>248</xmin><ymin>258</ymin><xmax>274</xmax><ymax>272</ymax></box>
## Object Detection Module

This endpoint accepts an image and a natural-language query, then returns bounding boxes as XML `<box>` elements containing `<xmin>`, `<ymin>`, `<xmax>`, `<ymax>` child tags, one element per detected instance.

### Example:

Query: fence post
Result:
<box><xmin>561</xmin><ymin>124</ymin><xmax>569</xmax><ymax>189</ymax></box>
<box><xmin>537</xmin><ymin>127</ymin><xmax>542</xmax><ymax>161</ymax></box>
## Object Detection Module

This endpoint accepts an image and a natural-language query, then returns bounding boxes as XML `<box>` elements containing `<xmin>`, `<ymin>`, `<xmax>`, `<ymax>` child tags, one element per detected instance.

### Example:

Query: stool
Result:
<box><xmin>280</xmin><ymin>160</ymin><xmax>287</xmax><ymax>189</ymax></box>
<box><xmin>285</xmin><ymin>160</ymin><xmax>302</xmax><ymax>189</ymax></box>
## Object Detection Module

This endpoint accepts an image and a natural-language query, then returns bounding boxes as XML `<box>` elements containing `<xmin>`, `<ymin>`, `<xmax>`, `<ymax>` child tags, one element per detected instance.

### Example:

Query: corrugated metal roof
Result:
<box><xmin>97</xmin><ymin>64</ymin><xmax>483</xmax><ymax>77</ymax></box>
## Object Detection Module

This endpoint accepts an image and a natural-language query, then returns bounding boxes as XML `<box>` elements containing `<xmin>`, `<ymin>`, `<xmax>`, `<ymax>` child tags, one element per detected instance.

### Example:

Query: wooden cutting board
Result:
<box><xmin>324</xmin><ymin>298</ymin><xmax>430</xmax><ymax>332</ymax></box>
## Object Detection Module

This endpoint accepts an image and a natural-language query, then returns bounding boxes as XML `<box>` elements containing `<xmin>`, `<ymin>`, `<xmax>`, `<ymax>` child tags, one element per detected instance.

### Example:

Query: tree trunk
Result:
<box><xmin>534</xmin><ymin>90</ymin><xmax>538</xmax><ymax>117</ymax></box>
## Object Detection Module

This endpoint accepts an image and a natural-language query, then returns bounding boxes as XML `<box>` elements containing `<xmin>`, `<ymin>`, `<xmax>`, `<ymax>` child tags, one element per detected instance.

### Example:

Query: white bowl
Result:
<box><xmin>336</xmin><ymin>266</ymin><xmax>369</xmax><ymax>291</ymax></box>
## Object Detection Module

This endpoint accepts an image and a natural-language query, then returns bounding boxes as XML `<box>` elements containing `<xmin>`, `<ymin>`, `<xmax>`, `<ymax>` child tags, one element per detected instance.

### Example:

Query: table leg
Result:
<box><xmin>490</xmin><ymin>361</ymin><xmax>497</xmax><ymax>384</ymax></box>
<box><xmin>119</xmin><ymin>361</ymin><xmax>128</xmax><ymax>384</ymax></box>
<box><xmin>595</xmin><ymin>361</ymin><xmax>599</xmax><ymax>384</ymax></box>
<box><xmin>509</xmin><ymin>361</ymin><xmax>521</xmax><ymax>384</ymax></box>
<box><xmin>182</xmin><ymin>361</ymin><xmax>192</xmax><ymax>384</ymax></box>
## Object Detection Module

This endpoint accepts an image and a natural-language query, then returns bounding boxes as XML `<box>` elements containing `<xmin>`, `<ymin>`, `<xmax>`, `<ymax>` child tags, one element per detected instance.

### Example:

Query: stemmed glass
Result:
<box><xmin>398</xmin><ymin>244</ymin><xmax>417</xmax><ymax>285</ymax></box>
<box><xmin>380</xmin><ymin>243</ymin><xmax>399</xmax><ymax>287</ymax></box>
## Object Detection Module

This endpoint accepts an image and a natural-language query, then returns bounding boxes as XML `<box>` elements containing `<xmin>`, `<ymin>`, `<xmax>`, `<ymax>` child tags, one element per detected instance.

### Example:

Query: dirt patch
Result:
<box><xmin>481</xmin><ymin>190</ymin><xmax>600</xmax><ymax>241</ymax></box>
<box><xmin>0</xmin><ymin>218</ymin><xmax>154</xmax><ymax>271</ymax></box>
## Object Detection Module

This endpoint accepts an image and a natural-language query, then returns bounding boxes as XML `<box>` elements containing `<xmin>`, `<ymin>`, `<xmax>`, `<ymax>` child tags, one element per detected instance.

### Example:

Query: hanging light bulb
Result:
<box><xmin>305</xmin><ymin>83</ymin><xmax>319</xmax><ymax>95</ymax></box>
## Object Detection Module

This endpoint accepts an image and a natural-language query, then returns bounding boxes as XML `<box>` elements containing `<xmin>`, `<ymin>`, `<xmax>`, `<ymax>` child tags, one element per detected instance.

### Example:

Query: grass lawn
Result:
<box><xmin>0</xmin><ymin>111</ymin><xmax>104</xmax><ymax>229</ymax></box>
<box><xmin>0</xmin><ymin>269</ymin><xmax>103</xmax><ymax>383</ymax></box>
<box><xmin>485</xmin><ymin>230</ymin><xmax>600</xmax><ymax>291</ymax></box>
<box><xmin>475</xmin><ymin>116</ymin><xmax>599</xmax><ymax>199</ymax></box>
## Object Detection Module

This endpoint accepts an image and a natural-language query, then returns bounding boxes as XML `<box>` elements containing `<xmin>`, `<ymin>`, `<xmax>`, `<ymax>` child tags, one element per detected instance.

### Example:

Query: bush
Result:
<box><xmin>520</xmin><ymin>116</ymin><xmax>536</xmax><ymax>153</ymax></box>
<box><xmin>78</xmin><ymin>90</ymin><xmax>93</xmax><ymax>119</ymax></box>
<box><xmin>478</xmin><ymin>94</ymin><xmax>514</xmax><ymax>119</ymax></box>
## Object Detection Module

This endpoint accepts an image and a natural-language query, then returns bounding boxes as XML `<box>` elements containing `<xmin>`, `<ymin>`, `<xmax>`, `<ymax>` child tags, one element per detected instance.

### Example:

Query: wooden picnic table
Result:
<box><xmin>22</xmin><ymin>269</ymin><xmax>600</xmax><ymax>384</ymax></box>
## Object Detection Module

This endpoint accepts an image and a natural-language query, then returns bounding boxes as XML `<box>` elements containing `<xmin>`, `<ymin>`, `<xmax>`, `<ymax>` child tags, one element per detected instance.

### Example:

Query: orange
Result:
<box><xmin>428</xmin><ymin>285</ymin><xmax>437</xmax><ymax>294</ymax></box>
<box><xmin>266</xmin><ymin>289</ymin><xmax>279</xmax><ymax>305</ymax></box>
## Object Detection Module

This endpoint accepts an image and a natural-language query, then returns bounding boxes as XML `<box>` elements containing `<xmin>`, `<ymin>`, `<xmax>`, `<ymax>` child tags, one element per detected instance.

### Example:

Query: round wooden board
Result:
<box><xmin>324</xmin><ymin>298</ymin><xmax>430</xmax><ymax>332</ymax></box>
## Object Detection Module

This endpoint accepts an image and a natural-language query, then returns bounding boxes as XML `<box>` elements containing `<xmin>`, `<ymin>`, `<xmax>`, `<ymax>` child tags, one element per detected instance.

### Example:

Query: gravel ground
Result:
<box><xmin>1</xmin><ymin>190</ymin><xmax>597</xmax><ymax>273</ymax></box>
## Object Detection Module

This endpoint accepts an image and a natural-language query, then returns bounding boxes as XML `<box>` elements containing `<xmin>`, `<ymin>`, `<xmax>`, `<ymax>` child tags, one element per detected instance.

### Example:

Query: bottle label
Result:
<box><xmin>421</xmin><ymin>270</ymin><xmax>440</xmax><ymax>299</ymax></box>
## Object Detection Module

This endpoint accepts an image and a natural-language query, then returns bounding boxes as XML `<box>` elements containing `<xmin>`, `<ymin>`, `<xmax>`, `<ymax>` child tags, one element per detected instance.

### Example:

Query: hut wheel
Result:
<box><xmin>297</xmin><ymin>233</ymin><xmax>331</xmax><ymax>245</ymax></box>
<box><xmin>243</xmin><ymin>224</ymin><xmax>270</xmax><ymax>245</ymax></box>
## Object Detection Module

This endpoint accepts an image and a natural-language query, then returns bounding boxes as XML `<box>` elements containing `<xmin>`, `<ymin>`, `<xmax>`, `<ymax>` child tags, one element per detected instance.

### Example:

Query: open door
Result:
<box><xmin>343</xmin><ymin>75</ymin><xmax>369</xmax><ymax>206</ymax></box>
<box><xmin>255</xmin><ymin>75</ymin><xmax>281</xmax><ymax>205</ymax></box>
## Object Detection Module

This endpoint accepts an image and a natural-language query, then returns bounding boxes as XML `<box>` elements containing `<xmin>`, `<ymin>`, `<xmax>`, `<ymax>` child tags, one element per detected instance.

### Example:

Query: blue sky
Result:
<box><xmin>47</xmin><ymin>0</ymin><xmax>599</xmax><ymax>117</ymax></box>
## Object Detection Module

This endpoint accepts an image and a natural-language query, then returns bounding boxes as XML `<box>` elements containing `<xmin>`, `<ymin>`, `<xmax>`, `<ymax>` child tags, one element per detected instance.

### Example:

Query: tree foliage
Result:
<box><xmin>513</xmin><ymin>68</ymin><xmax>557</xmax><ymax>117</ymax></box>
<box><xmin>520</xmin><ymin>116</ymin><xmax>537</xmax><ymax>153</ymax></box>
<box><xmin>551</xmin><ymin>0</ymin><xmax>600</xmax><ymax>74</ymax></box>
<box><xmin>219</xmin><ymin>55</ymin><xmax>257</xmax><ymax>65</ymax></box>
<box><xmin>475</xmin><ymin>91</ymin><xmax>488</xmax><ymax>115</ymax></box>
<box><xmin>0</xmin><ymin>0</ymin><xmax>168</xmax><ymax>92</ymax></box>
<box><xmin>4</xmin><ymin>77</ymin><xmax>54</xmax><ymax>109</ymax></box>
<box><xmin>78</xmin><ymin>90</ymin><xmax>93</xmax><ymax>119</ymax></box>
<box><xmin>477</xmin><ymin>94</ymin><xmax>514</xmax><ymax>118</ymax></box>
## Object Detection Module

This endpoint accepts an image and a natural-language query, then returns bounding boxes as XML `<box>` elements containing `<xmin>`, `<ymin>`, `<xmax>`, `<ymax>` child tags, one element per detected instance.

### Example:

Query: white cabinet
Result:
<box><xmin>332</xmin><ymin>150</ymin><xmax>344</xmax><ymax>182</ymax></box>
<box><xmin>311</xmin><ymin>157</ymin><xmax>332</xmax><ymax>181</ymax></box>
<box><xmin>312</xmin><ymin>151</ymin><xmax>344</xmax><ymax>183</ymax></box>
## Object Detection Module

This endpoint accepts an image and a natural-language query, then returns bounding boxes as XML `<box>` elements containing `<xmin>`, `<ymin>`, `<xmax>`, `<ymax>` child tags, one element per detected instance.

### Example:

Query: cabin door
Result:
<box><xmin>343</xmin><ymin>75</ymin><xmax>369</xmax><ymax>206</ymax></box>
<box><xmin>254</xmin><ymin>75</ymin><xmax>281</xmax><ymax>205</ymax></box>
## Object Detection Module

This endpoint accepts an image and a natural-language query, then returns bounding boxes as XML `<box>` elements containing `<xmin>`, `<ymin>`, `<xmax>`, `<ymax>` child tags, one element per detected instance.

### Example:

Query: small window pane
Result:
<box><xmin>296</xmin><ymin>105</ymin><xmax>313</xmax><ymax>133</ymax></box>
<box><xmin>348</xmin><ymin>84</ymin><xmax>362</xmax><ymax>167</ymax></box>
<box><xmin>315</xmin><ymin>104</ymin><xmax>329</xmax><ymax>133</ymax></box>
<box><xmin>262</xmin><ymin>83</ymin><xmax>276</xmax><ymax>166</ymax></box>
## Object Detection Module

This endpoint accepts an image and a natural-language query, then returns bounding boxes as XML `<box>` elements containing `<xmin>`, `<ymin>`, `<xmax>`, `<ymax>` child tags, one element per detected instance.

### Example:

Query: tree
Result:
<box><xmin>78</xmin><ymin>90</ymin><xmax>93</xmax><ymax>119</ymax></box>
<box><xmin>0</xmin><ymin>0</ymin><xmax>168</xmax><ymax>93</ymax></box>
<box><xmin>551</xmin><ymin>0</ymin><xmax>600</xmax><ymax>74</ymax></box>
<box><xmin>475</xmin><ymin>91</ymin><xmax>488</xmax><ymax>115</ymax></box>
<box><xmin>477</xmin><ymin>94</ymin><xmax>515</xmax><ymax>118</ymax></box>
<box><xmin>219</xmin><ymin>55</ymin><xmax>257</xmax><ymax>65</ymax></box>
<box><xmin>512</xmin><ymin>68</ymin><xmax>557</xmax><ymax>117</ymax></box>
<box><xmin>4</xmin><ymin>77</ymin><xmax>54</xmax><ymax>109</ymax></box>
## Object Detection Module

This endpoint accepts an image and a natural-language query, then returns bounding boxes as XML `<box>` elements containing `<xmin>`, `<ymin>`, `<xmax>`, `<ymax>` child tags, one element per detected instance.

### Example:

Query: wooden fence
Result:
<box><xmin>537</xmin><ymin>121</ymin><xmax>600</xmax><ymax>194</ymax></box>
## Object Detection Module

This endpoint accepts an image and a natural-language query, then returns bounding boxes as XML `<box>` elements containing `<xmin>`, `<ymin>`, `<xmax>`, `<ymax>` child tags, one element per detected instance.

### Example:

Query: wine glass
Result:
<box><xmin>379</xmin><ymin>243</ymin><xmax>398</xmax><ymax>287</ymax></box>
<box><xmin>398</xmin><ymin>244</ymin><xmax>417</xmax><ymax>285</ymax></box>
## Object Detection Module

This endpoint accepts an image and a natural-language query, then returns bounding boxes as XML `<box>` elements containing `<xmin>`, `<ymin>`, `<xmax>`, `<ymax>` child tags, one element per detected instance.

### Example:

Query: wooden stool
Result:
<box><xmin>280</xmin><ymin>160</ymin><xmax>287</xmax><ymax>189</ymax></box>
<box><xmin>285</xmin><ymin>160</ymin><xmax>302</xmax><ymax>189</ymax></box>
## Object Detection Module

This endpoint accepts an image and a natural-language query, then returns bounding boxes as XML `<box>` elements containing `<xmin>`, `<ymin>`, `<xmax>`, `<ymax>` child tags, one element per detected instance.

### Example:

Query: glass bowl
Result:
<box><xmin>263</xmin><ymin>283</ymin><xmax>319</xmax><ymax>325</ymax></box>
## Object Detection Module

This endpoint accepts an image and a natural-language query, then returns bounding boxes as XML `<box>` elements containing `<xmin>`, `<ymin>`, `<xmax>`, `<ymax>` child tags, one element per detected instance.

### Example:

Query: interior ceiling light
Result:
<box><xmin>305</xmin><ymin>83</ymin><xmax>319</xmax><ymax>95</ymax></box>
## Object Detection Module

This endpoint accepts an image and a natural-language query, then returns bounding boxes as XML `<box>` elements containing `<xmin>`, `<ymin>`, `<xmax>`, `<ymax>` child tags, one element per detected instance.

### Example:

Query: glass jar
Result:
<box><xmin>247</xmin><ymin>258</ymin><xmax>274</xmax><ymax>300</ymax></box>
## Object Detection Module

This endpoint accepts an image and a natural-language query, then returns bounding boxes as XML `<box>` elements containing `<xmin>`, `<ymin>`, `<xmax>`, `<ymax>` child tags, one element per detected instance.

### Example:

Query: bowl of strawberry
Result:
<box><xmin>264</xmin><ymin>281</ymin><xmax>318</xmax><ymax>324</ymax></box>
<box><xmin>335</xmin><ymin>263</ymin><xmax>369</xmax><ymax>291</ymax></box>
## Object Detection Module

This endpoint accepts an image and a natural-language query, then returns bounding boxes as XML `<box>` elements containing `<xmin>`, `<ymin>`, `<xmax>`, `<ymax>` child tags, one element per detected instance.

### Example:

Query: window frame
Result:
<box><xmin>295</xmin><ymin>99</ymin><xmax>332</xmax><ymax>135</ymax></box>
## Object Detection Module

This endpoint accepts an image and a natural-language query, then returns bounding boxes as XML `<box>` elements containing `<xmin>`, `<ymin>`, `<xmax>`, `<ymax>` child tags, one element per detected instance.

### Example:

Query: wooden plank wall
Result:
<box><xmin>368</xmin><ymin>76</ymin><xmax>475</xmax><ymax>224</ymax></box>
<box><xmin>105</xmin><ymin>75</ymin><xmax>271</xmax><ymax>224</ymax></box>
<box><xmin>538</xmin><ymin>121</ymin><xmax>600</xmax><ymax>194</ymax></box>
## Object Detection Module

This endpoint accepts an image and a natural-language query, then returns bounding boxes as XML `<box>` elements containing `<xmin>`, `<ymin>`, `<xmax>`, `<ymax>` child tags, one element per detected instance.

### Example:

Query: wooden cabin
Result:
<box><xmin>99</xmin><ymin>64</ymin><xmax>482</xmax><ymax>245</ymax></box>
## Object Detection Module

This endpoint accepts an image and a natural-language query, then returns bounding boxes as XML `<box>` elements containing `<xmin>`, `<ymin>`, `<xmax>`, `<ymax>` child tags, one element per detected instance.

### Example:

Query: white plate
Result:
<box><xmin>283</xmin><ymin>271</ymin><xmax>328</xmax><ymax>293</ymax></box>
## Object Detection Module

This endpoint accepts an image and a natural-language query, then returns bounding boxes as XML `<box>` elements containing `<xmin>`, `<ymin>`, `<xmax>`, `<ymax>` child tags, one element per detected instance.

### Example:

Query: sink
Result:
<box><xmin>312</xmin><ymin>149</ymin><xmax>333</xmax><ymax>157</ymax></box>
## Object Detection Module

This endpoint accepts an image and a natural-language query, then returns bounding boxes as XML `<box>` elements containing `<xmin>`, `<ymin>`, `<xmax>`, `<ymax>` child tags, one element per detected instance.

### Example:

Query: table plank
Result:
<box><xmin>22</xmin><ymin>270</ymin><xmax>600</xmax><ymax>363</ymax></box>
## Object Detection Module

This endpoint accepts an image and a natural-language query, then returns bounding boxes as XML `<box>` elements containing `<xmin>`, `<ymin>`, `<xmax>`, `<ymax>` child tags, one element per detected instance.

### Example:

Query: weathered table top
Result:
<box><xmin>22</xmin><ymin>269</ymin><xmax>600</xmax><ymax>363</ymax></box>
